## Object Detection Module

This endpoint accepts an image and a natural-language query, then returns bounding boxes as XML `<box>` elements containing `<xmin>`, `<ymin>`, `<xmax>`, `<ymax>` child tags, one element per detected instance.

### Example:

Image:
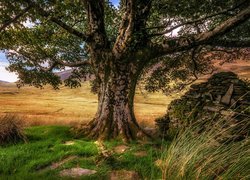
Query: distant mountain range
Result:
<box><xmin>55</xmin><ymin>69</ymin><xmax>73</xmax><ymax>81</ymax></box>
<box><xmin>0</xmin><ymin>80</ymin><xmax>9</xmax><ymax>84</ymax></box>
<box><xmin>55</xmin><ymin>69</ymin><xmax>94</xmax><ymax>81</ymax></box>
<box><xmin>1</xmin><ymin>60</ymin><xmax>249</xmax><ymax>84</ymax></box>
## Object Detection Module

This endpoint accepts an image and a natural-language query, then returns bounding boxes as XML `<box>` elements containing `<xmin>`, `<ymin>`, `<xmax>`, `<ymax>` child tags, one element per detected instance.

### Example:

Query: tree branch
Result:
<box><xmin>23</xmin><ymin>0</ymin><xmax>89</xmax><ymax>41</ymax></box>
<box><xmin>150</xmin><ymin>5</ymin><xmax>250</xmax><ymax>59</ymax></box>
<box><xmin>113</xmin><ymin>0</ymin><xmax>152</xmax><ymax>58</ymax></box>
<box><xmin>0</xmin><ymin>5</ymin><xmax>33</xmax><ymax>32</ymax></box>
<box><xmin>40</xmin><ymin>59</ymin><xmax>91</xmax><ymax>72</ymax></box>
<box><xmin>59</xmin><ymin>60</ymin><xmax>91</xmax><ymax>67</ymax></box>
<box><xmin>148</xmin><ymin>0</ymin><xmax>249</xmax><ymax>37</ymax></box>
<box><xmin>83</xmin><ymin>0</ymin><xmax>109</xmax><ymax>49</ymax></box>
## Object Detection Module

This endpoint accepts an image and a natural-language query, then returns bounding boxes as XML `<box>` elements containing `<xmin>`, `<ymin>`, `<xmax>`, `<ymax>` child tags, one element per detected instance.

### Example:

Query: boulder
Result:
<box><xmin>59</xmin><ymin>168</ymin><xmax>97</xmax><ymax>177</ymax></box>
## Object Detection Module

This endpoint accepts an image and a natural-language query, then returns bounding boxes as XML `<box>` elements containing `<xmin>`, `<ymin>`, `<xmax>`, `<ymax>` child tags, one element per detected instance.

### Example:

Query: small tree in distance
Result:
<box><xmin>0</xmin><ymin>0</ymin><xmax>249</xmax><ymax>141</ymax></box>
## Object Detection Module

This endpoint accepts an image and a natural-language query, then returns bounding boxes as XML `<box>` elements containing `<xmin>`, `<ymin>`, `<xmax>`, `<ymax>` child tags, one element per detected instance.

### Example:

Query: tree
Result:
<box><xmin>0</xmin><ymin>0</ymin><xmax>250</xmax><ymax>141</ymax></box>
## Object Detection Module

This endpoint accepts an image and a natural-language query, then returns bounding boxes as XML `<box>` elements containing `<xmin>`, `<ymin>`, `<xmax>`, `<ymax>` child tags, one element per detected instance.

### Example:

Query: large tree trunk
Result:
<box><xmin>82</xmin><ymin>62</ymin><xmax>148</xmax><ymax>142</ymax></box>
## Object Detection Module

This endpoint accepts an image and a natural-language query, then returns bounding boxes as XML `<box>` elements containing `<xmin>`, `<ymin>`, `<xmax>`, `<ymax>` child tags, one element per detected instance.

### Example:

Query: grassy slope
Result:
<box><xmin>0</xmin><ymin>60</ymin><xmax>249</xmax><ymax>127</ymax></box>
<box><xmin>0</xmin><ymin>82</ymin><xmax>180</xmax><ymax>127</ymax></box>
<box><xmin>0</xmin><ymin>126</ymin><xmax>162</xmax><ymax>179</ymax></box>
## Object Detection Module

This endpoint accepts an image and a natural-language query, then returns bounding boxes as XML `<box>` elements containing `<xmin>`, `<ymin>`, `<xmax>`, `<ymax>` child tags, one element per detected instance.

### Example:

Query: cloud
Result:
<box><xmin>0</xmin><ymin>62</ymin><xmax>18</xmax><ymax>82</ymax></box>
<box><xmin>0</xmin><ymin>62</ymin><xmax>9</xmax><ymax>67</ymax></box>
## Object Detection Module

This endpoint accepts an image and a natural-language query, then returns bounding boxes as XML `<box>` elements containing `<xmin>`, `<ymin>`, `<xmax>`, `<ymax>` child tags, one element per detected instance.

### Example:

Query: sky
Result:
<box><xmin>0</xmin><ymin>0</ymin><xmax>120</xmax><ymax>82</ymax></box>
<box><xmin>111</xmin><ymin>0</ymin><xmax>120</xmax><ymax>7</ymax></box>
<box><xmin>0</xmin><ymin>52</ymin><xmax>19</xmax><ymax>82</ymax></box>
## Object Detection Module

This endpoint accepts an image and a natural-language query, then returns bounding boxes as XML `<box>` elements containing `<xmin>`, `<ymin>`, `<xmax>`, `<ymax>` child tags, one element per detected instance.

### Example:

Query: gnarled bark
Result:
<box><xmin>82</xmin><ymin>62</ymin><xmax>149</xmax><ymax>142</ymax></box>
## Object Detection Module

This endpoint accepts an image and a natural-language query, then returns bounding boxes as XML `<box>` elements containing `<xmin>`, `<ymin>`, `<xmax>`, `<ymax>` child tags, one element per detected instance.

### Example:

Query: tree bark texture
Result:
<box><xmin>82</xmin><ymin>61</ymin><xmax>148</xmax><ymax>141</ymax></box>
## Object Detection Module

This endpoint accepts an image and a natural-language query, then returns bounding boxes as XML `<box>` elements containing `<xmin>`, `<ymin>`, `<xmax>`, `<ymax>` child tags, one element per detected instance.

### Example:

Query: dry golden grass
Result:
<box><xmin>0</xmin><ymin>82</ymin><xmax>179</xmax><ymax>127</ymax></box>
<box><xmin>0</xmin><ymin>61</ymin><xmax>249</xmax><ymax>127</ymax></box>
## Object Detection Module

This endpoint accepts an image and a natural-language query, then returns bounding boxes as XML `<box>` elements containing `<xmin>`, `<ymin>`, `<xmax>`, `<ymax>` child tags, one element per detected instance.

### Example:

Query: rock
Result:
<box><xmin>114</xmin><ymin>145</ymin><xmax>129</xmax><ymax>153</ymax></box>
<box><xmin>221</xmin><ymin>84</ymin><xmax>234</xmax><ymax>105</ymax></box>
<box><xmin>109</xmin><ymin>170</ymin><xmax>141</xmax><ymax>180</ymax></box>
<box><xmin>59</xmin><ymin>168</ymin><xmax>97</xmax><ymax>177</ymax></box>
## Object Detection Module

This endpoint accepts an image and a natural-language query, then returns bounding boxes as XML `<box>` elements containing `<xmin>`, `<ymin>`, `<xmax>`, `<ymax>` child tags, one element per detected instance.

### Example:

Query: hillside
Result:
<box><xmin>0</xmin><ymin>82</ymin><xmax>171</xmax><ymax>127</ymax></box>
<box><xmin>0</xmin><ymin>60</ymin><xmax>249</xmax><ymax>127</ymax></box>
<box><xmin>0</xmin><ymin>80</ymin><xmax>9</xmax><ymax>84</ymax></box>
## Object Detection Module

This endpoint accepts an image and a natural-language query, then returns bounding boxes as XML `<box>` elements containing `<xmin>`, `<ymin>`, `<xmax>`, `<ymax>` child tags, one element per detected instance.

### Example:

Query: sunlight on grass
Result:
<box><xmin>0</xmin><ymin>82</ymin><xmax>179</xmax><ymax>127</ymax></box>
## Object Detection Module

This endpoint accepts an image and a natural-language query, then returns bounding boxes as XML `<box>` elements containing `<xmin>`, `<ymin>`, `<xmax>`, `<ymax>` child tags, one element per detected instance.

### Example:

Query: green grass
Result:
<box><xmin>1</xmin><ymin>121</ymin><xmax>249</xmax><ymax>179</ymax></box>
<box><xmin>0</xmin><ymin>126</ymin><xmax>162</xmax><ymax>179</ymax></box>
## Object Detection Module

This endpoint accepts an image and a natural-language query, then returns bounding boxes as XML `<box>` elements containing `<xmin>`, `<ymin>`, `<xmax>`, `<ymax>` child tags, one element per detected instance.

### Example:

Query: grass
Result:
<box><xmin>159</xmin><ymin>118</ymin><xmax>250</xmax><ymax>179</ymax></box>
<box><xmin>0</xmin><ymin>82</ymin><xmax>181</xmax><ymax>127</ymax></box>
<box><xmin>1</xmin><ymin>119</ymin><xmax>249</xmax><ymax>179</ymax></box>
<box><xmin>0</xmin><ymin>126</ymin><xmax>163</xmax><ymax>179</ymax></box>
<box><xmin>1</xmin><ymin>61</ymin><xmax>249</xmax><ymax>127</ymax></box>
<box><xmin>0</xmin><ymin>106</ymin><xmax>249</xmax><ymax>179</ymax></box>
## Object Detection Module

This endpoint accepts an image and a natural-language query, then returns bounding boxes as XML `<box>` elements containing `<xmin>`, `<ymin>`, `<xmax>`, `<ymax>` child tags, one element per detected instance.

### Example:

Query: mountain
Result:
<box><xmin>55</xmin><ymin>69</ymin><xmax>73</xmax><ymax>81</ymax></box>
<box><xmin>0</xmin><ymin>80</ymin><xmax>9</xmax><ymax>84</ymax></box>
<box><xmin>55</xmin><ymin>69</ymin><xmax>94</xmax><ymax>81</ymax></box>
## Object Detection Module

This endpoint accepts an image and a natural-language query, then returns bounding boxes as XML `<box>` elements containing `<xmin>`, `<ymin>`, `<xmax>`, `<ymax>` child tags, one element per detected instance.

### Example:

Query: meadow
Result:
<box><xmin>0</xmin><ymin>60</ymin><xmax>249</xmax><ymax>127</ymax></box>
<box><xmin>0</xmin><ymin>81</ymin><xmax>183</xmax><ymax>127</ymax></box>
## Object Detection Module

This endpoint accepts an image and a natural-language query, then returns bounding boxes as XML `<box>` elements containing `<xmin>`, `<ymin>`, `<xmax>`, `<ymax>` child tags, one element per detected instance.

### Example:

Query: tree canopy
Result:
<box><xmin>0</xmin><ymin>0</ymin><xmax>249</xmax><ymax>89</ymax></box>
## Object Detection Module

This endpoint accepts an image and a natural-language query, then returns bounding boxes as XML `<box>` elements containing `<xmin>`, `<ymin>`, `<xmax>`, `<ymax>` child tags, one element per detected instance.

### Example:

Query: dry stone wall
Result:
<box><xmin>156</xmin><ymin>72</ymin><xmax>250</xmax><ymax>139</ymax></box>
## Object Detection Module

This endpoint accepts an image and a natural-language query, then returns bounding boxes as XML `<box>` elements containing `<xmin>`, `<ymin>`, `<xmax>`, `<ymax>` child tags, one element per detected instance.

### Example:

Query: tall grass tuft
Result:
<box><xmin>0</xmin><ymin>114</ymin><xmax>27</xmax><ymax>145</ymax></box>
<box><xmin>159</xmin><ymin>117</ymin><xmax>250</xmax><ymax>179</ymax></box>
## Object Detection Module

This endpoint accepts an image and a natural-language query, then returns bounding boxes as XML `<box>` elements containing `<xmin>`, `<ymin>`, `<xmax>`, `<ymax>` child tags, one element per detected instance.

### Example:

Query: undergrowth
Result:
<box><xmin>0</xmin><ymin>114</ymin><xmax>27</xmax><ymax>145</ymax></box>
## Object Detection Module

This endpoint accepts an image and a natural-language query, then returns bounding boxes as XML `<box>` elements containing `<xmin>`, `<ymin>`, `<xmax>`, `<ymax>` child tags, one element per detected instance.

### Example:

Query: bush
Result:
<box><xmin>159</xmin><ymin>117</ymin><xmax>250</xmax><ymax>179</ymax></box>
<box><xmin>0</xmin><ymin>114</ymin><xmax>27</xmax><ymax>145</ymax></box>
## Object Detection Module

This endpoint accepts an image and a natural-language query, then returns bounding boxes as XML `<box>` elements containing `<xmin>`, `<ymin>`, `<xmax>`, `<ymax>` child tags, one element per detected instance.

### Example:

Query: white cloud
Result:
<box><xmin>22</xmin><ymin>19</ymin><xmax>35</xmax><ymax>28</ymax></box>
<box><xmin>0</xmin><ymin>62</ymin><xmax>18</xmax><ymax>82</ymax></box>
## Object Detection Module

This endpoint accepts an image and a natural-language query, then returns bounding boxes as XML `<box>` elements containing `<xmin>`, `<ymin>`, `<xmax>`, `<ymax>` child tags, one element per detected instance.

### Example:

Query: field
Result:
<box><xmin>0</xmin><ymin>60</ymin><xmax>249</xmax><ymax>127</ymax></box>
<box><xmin>0</xmin><ymin>82</ymin><xmax>182</xmax><ymax>127</ymax></box>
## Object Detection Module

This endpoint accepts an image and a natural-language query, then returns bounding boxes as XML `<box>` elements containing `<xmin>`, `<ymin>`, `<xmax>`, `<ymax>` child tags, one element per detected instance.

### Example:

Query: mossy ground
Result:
<box><xmin>0</xmin><ymin>126</ymin><xmax>164</xmax><ymax>179</ymax></box>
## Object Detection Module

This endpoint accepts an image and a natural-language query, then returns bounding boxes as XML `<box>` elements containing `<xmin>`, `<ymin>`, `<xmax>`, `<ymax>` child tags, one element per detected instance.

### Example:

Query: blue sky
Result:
<box><xmin>111</xmin><ymin>0</ymin><xmax>120</xmax><ymax>7</ymax></box>
<box><xmin>0</xmin><ymin>53</ymin><xmax>7</xmax><ymax>62</ymax></box>
<box><xmin>0</xmin><ymin>0</ymin><xmax>120</xmax><ymax>82</ymax></box>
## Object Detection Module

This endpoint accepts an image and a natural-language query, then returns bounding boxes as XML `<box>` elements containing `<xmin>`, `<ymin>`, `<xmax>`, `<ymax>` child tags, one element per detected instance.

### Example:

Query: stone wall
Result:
<box><xmin>156</xmin><ymin>72</ymin><xmax>250</xmax><ymax>139</ymax></box>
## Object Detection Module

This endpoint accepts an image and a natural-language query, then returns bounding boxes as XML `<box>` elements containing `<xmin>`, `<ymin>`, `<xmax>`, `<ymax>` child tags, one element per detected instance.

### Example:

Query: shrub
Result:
<box><xmin>0</xmin><ymin>114</ymin><xmax>27</xmax><ymax>145</ymax></box>
<box><xmin>159</xmin><ymin>117</ymin><xmax>250</xmax><ymax>179</ymax></box>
